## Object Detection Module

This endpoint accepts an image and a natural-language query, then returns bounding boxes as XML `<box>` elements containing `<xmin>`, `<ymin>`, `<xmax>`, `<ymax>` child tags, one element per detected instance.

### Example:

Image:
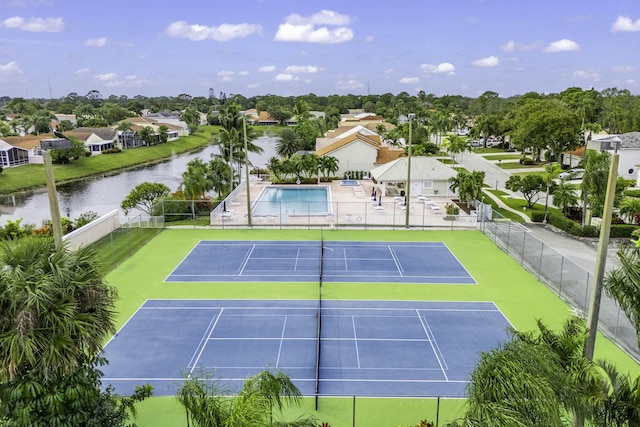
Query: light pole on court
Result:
<box><xmin>41</xmin><ymin>137</ymin><xmax>72</xmax><ymax>248</ymax></box>
<box><xmin>405</xmin><ymin>113</ymin><xmax>415</xmax><ymax>228</ymax></box>
<box><xmin>243</xmin><ymin>115</ymin><xmax>252</xmax><ymax>227</ymax></box>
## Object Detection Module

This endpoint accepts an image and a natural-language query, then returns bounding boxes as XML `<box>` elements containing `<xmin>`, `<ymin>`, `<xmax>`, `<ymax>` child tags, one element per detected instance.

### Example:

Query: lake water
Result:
<box><xmin>0</xmin><ymin>136</ymin><xmax>278</xmax><ymax>226</ymax></box>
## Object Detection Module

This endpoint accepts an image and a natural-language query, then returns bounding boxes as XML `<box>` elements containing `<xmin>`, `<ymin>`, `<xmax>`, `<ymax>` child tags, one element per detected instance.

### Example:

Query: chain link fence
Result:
<box><xmin>479</xmin><ymin>212</ymin><xmax>640</xmax><ymax>362</ymax></box>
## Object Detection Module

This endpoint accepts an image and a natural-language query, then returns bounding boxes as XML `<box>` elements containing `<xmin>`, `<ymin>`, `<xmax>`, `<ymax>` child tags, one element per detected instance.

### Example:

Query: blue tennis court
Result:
<box><xmin>166</xmin><ymin>241</ymin><xmax>476</xmax><ymax>284</ymax></box>
<box><xmin>101</xmin><ymin>299</ymin><xmax>511</xmax><ymax>397</ymax></box>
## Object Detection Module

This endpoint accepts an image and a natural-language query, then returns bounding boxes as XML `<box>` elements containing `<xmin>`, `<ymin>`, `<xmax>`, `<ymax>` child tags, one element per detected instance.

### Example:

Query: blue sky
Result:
<box><xmin>1</xmin><ymin>0</ymin><xmax>639</xmax><ymax>99</ymax></box>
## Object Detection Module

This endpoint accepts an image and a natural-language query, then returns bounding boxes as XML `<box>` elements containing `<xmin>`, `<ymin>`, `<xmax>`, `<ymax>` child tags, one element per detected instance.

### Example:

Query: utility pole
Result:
<box><xmin>405</xmin><ymin>113</ymin><xmax>415</xmax><ymax>228</ymax></box>
<box><xmin>243</xmin><ymin>116</ymin><xmax>252</xmax><ymax>227</ymax></box>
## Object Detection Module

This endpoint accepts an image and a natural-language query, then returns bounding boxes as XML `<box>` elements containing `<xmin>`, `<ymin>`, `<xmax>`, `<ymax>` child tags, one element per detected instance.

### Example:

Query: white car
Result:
<box><xmin>558</xmin><ymin>168</ymin><xmax>585</xmax><ymax>180</ymax></box>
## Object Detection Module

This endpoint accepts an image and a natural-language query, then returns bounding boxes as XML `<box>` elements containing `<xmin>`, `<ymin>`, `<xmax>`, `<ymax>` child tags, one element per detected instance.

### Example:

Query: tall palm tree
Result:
<box><xmin>276</xmin><ymin>128</ymin><xmax>303</xmax><ymax>159</ymax></box>
<box><xmin>619</xmin><ymin>197</ymin><xmax>640</xmax><ymax>225</ymax></box>
<box><xmin>181</xmin><ymin>158</ymin><xmax>212</xmax><ymax>200</ymax></box>
<box><xmin>592</xmin><ymin>360</ymin><xmax>640</xmax><ymax>426</ymax></box>
<box><xmin>443</xmin><ymin>135</ymin><xmax>469</xmax><ymax>169</ymax></box>
<box><xmin>542</xmin><ymin>163</ymin><xmax>563</xmax><ymax>220</ymax></box>
<box><xmin>552</xmin><ymin>181</ymin><xmax>579</xmax><ymax>215</ymax></box>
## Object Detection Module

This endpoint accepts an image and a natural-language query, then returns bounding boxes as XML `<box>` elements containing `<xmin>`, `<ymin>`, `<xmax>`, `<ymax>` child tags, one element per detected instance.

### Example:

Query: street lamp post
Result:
<box><xmin>405</xmin><ymin>113</ymin><xmax>415</xmax><ymax>228</ymax></box>
<box><xmin>243</xmin><ymin>116</ymin><xmax>252</xmax><ymax>227</ymax></box>
<box><xmin>41</xmin><ymin>137</ymin><xmax>72</xmax><ymax>247</ymax></box>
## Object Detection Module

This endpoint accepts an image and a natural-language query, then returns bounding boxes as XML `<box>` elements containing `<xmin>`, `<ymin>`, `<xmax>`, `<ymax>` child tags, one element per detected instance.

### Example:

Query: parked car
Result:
<box><xmin>558</xmin><ymin>168</ymin><xmax>585</xmax><ymax>180</ymax></box>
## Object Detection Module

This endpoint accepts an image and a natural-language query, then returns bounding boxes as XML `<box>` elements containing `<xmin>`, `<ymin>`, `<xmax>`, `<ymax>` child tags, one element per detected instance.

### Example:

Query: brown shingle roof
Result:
<box><xmin>314</xmin><ymin>132</ymin><xmax>381</xmax><ymax>156</ymax></box>
<box><xmin>1</xmin><ymin>134</ymin><xmax>54</xmax><ymax>150</ymax></box>
<box><xmin>375</xmin><ymin>146</ymin><xmax>405</xmax><ymax>164</ymax></box>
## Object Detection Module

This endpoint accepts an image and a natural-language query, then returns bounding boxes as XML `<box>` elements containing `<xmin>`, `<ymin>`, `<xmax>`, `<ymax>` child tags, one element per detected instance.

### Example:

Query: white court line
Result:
<box><xmin>343</xmin><ymin>248</ymin><xmax>348</xmax><ymax>271</ymax></box>
<box><xmin>294</xmin><ymin>249</ymin><xmax>300</xmax><ymax>271</ymax></box>
<box><xmin>416</xmin><ymin>310</ymin><xmax>449</xmax><ymax>381</ymax></box>
<box><xmin>352</xmin><ymin>316</ymin><xmax>361</xmax><ymax>368</ymax></box>
<box><xmin>188</xmin><ymin>311</ymin><xmax>222</xmax><ymax>369</ymax></box>
<box><xmin>388</xmin><ymin>246</ymin><xmax>404</xmax><ymax>276</ymax></box>
<box><xmin>276</xmin><ymin>316</ymin><xmax>287</xmax><ymax>368</ymax></box>
<box><xmin>237</xmin><ymin>245</ymin><xmax>255</xmax><ymax>275</ymax></box>
<box><xmin>189</xmin><ymin>308</ymin><xmax>224</xmax><ymax>374</ymax></box>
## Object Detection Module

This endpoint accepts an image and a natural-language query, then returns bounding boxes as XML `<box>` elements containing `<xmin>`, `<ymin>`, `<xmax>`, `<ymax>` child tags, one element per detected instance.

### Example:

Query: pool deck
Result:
<box><xmin>211</xmin><ymin>179</ymin><xmax>479</xmax><ymax>229</ymax></box>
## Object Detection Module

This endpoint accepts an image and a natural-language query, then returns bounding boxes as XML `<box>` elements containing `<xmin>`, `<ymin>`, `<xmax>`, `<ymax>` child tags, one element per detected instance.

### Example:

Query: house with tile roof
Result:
<box><xmin>0</xmin><ymin>134</ymin><xmax>53</xmax><ymax>165</ymax></box>
<box><xmin>314</xmin><ymin>131</ymin><xmax>404</xmax><ymax>176</ymax></box>
<box><xmin>0</xmin><ymin>139</ymin><xmax>30</xmax><ymax>167</ymax></box>
<box><xmin>369</xmin><ymin>156</ymin><xmax>458</xmax><ymax>197</ymax></box>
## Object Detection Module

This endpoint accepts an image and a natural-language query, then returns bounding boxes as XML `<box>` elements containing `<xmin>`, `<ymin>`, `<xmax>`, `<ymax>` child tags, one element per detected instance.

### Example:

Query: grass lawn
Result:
<box><xmin>499</xmin><ymin>162</ymin><xmax>546</xmax><ymax>170</ymax></box>
<box><xmin>0</xmin><ymin>127</ymin><xmax>219</xmax><ymax>194</ymax></box>
<box><xmin>106</xmin><ymin>229</ymin><xmax>639</xmax><ymax>427</ymax></box>
<box><xmin>482</xmin><ymin>154</ymin><xmax>523</xmax><ymax>161</ymax></box>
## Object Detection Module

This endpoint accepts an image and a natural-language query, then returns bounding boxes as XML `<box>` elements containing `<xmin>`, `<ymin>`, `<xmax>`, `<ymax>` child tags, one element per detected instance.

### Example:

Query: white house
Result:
<box><xmin>369</xmin><ymin>156</ymin><xmax>458</xmax><ymax>197</ymax></box>
<box><xmin>587</xmin><ymin>132</ymin><xmax>640</xmax><ymax>181</ymax></box>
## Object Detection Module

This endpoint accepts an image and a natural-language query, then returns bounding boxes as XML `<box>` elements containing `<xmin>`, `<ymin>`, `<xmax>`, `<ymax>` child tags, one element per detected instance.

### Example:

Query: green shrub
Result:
<box><xmin>522</xmin><ymin>158</ymin><xmax>535</xmax><ymax>165</ymax></box>
<box><xmin>623</xmin><ymin>189</ymin><xmax>640</xmax><ymax>198</ymax></box>
<box><xmin>531</xmin><ymin>211</ymin><xmax>546</xmax><ymax>222</ymax></box>
<box><xmin>610</xmin><ymin>224</ymin><xmax>639</xmax><ymax>238</ymax></box>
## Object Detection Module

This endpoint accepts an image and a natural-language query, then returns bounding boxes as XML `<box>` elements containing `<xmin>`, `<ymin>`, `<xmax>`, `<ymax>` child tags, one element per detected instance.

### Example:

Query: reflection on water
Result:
<box><xmin>0</xmin><ymin>136</ymin><xmax>278</xmax><ymax>226</ymax></box>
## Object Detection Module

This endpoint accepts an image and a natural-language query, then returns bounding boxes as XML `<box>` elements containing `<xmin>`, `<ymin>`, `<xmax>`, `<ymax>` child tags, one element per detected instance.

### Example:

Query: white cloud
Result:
<box><xmin>544</xmin><ymin>39</ymin><xmax>580</xmax><ymax>52</ymax></box>
<box><xmin>420</xmin><ymin>62</ymin><xmax>455</xmax><ymax>75</ymax></box>
<box><xmin>0</xmin><ymin>61</ymin><xmax>22</xmax><ymax>81</ymax></box>
<box><xmin>365</xmin><ymin>35</ymin><xmax>374</xmax><ymax>43</ymax></box>
<box><xmin>84</xmin><ymin>37</ymin><xmax>107</xmax><ymax>47</ymax></box>
<box><xmin>217</xmin><ymin>70</ymin><xmax>234</xmax><ymax>81</ymax></box>
<box><xmin>247</xmin><ymin>83</ymin><xmax>259</xmax><ymax>89</ymax></box>
<box><xmin>274</xmin><ymin>10</ymin><xmax>353</xmax><ymax>43</ymax></box>
<box><xmin>94</xmin><ymin>72</ymin><xmax>118</xmax><ymax>81</ymax></box>
<box><xmin>612</xmin><ymin>66</ymin><xmax>636</xmax><ymax>73</ymax></box>
<box><xmin>258</xmin><ymin>65</ymin><xmax>276</xmax><ymax>72</ymax></box>
<box><xmin>75</xmin><ymin>68</ymin><xmax>90</xmax><ymax>74</ymax></box>
<box><xmin>611</xmin><ymin>15</ymin><xmax>640</xmax><ymax>32</ymax></box>
<box><xmin>472</xmin><ymin>56</ymin><xmax>500</xmax><ymax>67</ymax></box>
<box><xmin>275</xmin><ymin>73</ymin><xmax>297</xmax><ymax>81</ymax></box>
<box><xmin>399</xmin><ymin>77</ymin><xmax>420</xmax><ymax>84</ymax></box>
<box><xmin>572</xmin><ymin>70</ymin><xmax>601</xmax><ymax>81</ymax></box>
<box><xmin>238</xmin><ymin>71</ymin><xmax>249</xmax><ymax>76</ymax></box>
<box><xmin>165</xmin><ymin>21</ymin><xmax>262</xmax><ymax>41</ymax></box>
<box><xmin>285</xmin><ymin>10</ymin><xmax>351</xmax><ymax>26</ymax></box>
<box><xmin>384</xmin><ymin>68</ymin><xmax>394</xmax><ymax>74</ymax></box>
<box><xmin>501</xmin><ymin>41</ymin><xmax>516</xmax><ymax>52</ymax></box>
<box><xmin>284</xmin><ymin>65</ymin><xmax>324</xmax><ymax>74</ymax></box>
<box><xmin>626</xmin><ymin>79</ymin><xmax>637</xmax><ymax>86</ymax></box>
<box><xmin>104</xmin><ymin>76</ymin><xmax>152</xmax><ymax>88</ymax></box>
<box><xmin>336</xmin><ymin>79</ymin><xmax>364</xmax><ymax>90</ymax></box>
<box><xmin>2</xmin><ymin>16</ymin><xmax>64</xmax><ymax>32</ymax></box>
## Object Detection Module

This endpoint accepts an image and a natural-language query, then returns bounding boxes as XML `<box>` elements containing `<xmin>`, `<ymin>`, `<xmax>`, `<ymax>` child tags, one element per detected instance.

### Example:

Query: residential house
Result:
<box><xmin>587</xmin><ymin>132</ymin><xmax>640</xmax><ymax>181</ymax></box>
<box><xmin>121</xmin><ymin>116</ymin><xmax>185</xmax><ymax>139</ymax></box>
<box><xmin>0</xmin><ymin>134</ymin><xmax>54</xmax><ymax>165</ymax></box>
<box><xmin>0</xmin><ymin>139</ymin><xmax>30</xmax><ymax>167</ymax></box>
<box><xmin>316</xmin><ymin>125</ymin><xmax>379</xmax><ymax>151</ymax></box>
<box><xmin>369</xmin><ymin>156</ymin><xmax>458</xmax><ymax>197</ymax></box>
<box><xmin>66</xmin><ymin>127</ymin><xmax>117</xmax><ymax>154</ymax></box>
<box><xmin>314</xmin><ymin>131</ymin><xmax>404</xmax><ymax>176</ymax></box>
<box><xmin>256</xmin><ymin>111</ymin><xmax>279</xmax><ymax>126</ymax></box>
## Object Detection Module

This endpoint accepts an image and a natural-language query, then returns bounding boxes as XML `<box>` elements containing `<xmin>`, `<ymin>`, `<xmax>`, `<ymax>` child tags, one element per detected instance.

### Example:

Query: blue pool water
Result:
<box><xmin>252</xmin><ymin>186</ymin><xmax>331</xmax><ymax>216</ymax></box>
<box><xmin>340</xmin><ymin>180</ymin><xmax>359</xmax><ymax>186</ymax></box>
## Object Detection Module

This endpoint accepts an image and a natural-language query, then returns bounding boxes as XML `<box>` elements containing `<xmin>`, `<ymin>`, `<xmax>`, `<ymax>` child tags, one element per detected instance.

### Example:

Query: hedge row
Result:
<box><xmin>531</xmin><ymin>211</ymin><xmax>638</xmax><ymax>238</ymax></box>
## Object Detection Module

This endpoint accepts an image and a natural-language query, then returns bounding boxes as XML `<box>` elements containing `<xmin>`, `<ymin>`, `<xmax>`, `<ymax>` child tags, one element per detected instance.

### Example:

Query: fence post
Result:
<box><xmin>521</xmin><ymin>230</ymin><xmax>526</xmax><ymax>266</ymax></box>
<box><xmin>537</xmin><ymin>242</ymin><xmax>544</xmax><ymax>281</ymax></box>
<box><xmin>558</xmin><ymin>256</ymin><xmax>564</xmax><ymax>298</ymax></box>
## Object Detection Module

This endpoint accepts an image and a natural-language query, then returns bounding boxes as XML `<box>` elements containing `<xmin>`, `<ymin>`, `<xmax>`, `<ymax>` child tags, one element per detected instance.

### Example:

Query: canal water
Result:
<box><xmin>0</xmin><ymin>136</ymin><xmax>278</xmax><ymax>226</ymax></box>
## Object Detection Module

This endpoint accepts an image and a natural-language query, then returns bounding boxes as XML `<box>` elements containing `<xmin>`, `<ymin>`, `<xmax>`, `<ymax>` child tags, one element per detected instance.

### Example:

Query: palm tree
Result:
<box><xmin>207</xmin><ymin>157</ymin><xmax>233</xmax><ymax>200</ymax></box>
<box><xmin>177</xmin><ymin>369</ymin><xmax>316</xmax><ymax>427</ymax></box>
<box><xmin>443</xmin><ymin>135</ymin><xmax>469</xmax><ymax>169</ymax></box>
<box><xmin>0</xmin><ymin>238</ymin><xmax>119</xmax><ymax>425</ymax></box>
<box><xmin>266</xmin><ymin>156</ymin><xmax>283</xmax><ymax>182</ymax></box>
<box><xmin>552</xmin><ymin>181</ymin><xmax>578</xmax><ymax>215</ymax></box>
<box><xmin>542</xmin><ymin>163</ymin><xmax>563</xmax><ymax>220</ymax></box>
<box><xmin>592</xmin><ymin>360</ymin><xmax>640</xmax><ymax>426</ymax></box>
<box><xmin>604</xmin><ymin>246</ymin><xmax>640</xmax><ymax>348</ymax></box>
<box><xmin>181</xmin><ymin>158</ymin><xmax>212</xmax><ymax>200</ymax></box>
<box><xmin>581</xmin><ymin>150</ymin><xmax>611</xmax><ymax>224</ymax></box>
<box><xmin>619</xmin><ymin>197</ymin><xmax>640</xmax><ymax>224</ymax></box>
<box><xmin>317</xmin><ymin>155</ymin><xmax>339</xmax><ymax>181</ymax></box>
<box><xmin>276</xmin><ymin>128</ymin><xmax>303</xmax><ymax>159</ymax></box>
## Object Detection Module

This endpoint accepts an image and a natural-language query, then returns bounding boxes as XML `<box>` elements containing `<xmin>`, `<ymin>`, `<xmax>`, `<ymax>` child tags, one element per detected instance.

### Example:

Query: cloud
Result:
<box><xmin>544</xmin><ymin>39</ymin><xmax>580</xmax><ymax>52</ymax></box>
<box><xmin>104</xmin><ymin>75</ymin><xmax>152</xmax><ymax>88</ymax></box>
<box><xmin>238</xmin><ymin>71</ymin><xmax>249</xmax><ymax>76</ymax></box>
<box><xmin>336</xmin><ymin>79</ymin><xmax>364</xmax><ymax>90</ymax></box>
<box><xmin>365</xmin><ymin>35</ymin><xmax>374</xmax><ymax>43</ymax></box>
<box><xmin>258</xmin><ymin>65</ymin><xmax>276</xmax><ymax>72</ymax></box>
<box><xmin>420</xmin><ymin>62</ymin><xmax>455</xmax><ymax>75</ymax></box>
<box><xmin>612</xmin><ymin>66</ymin><xmax>636</xmax><ymax>73</ymax></box>
<box><xmin>75</xmin><ymin>68</ymin><xmax>90</xmax><ymax>74</ymax></box>
<box><xmin>384</xmin><ymin>68</ymin><xmax>394</xmax><ymax>74</ymax></box>
<box><xmin>217</xmin><ymin>70</ymin><xmax>234</xmax><ymax>81</ymax></box>
<box><xmin>274</xmin><ymin>10</ymin><xmax>353</xmax><ymax>43</ymax></box>
<box><xmin>284</xmin><ymin>65</ymin><xmax>324</xmax><ymax>74</ymax></box>
<box><xmin>572</xmin><ymin>69</ymin><xmax>601</xmax><ymax>81</ymax></box>
<box><xmin>2</xmin><ymin>16</ymin><xmax>64</xmax><ymax>32</ymax></box>
<box><xmin>84</xmin><ymin>37</ymin><xmax>107</xmax><ymax>47</ymax></box>
<box><xmin>472</xmin><ymin>56</ymin><xmax>500</xmax><ymax>67</ymax></box>
<box><xmin>275</xmin><ymin>74</ymin><xmax>297</xmax><ymax>81</ymax></box>
<box><xmin>500</xmin><ymin>40</ymin><xmax>540</xmax><ymax>52</ymax></box>
<box><xmin>0</xmin><ymin>61</ymin><xmax>22</xmax><ymax>81</ymax></box>
<box><xmin>94</xmin><ymin>72</ymin><xmax>118</xmax><ymax>81</ymax></box>
<box><xmin>165</xmin><ymin>21</ymin><xmax>262</xmax><ymax>41</ymax></box>
<box><xmin>611</xmin><ymin>15</ymin><xmax>640</xmax><ymax>32</ymax></box>
<box><xmin>247</xmin><ymin>83</ymin><xmax>259</xmax><ymax>89</ymax></box>
<box><xmin>399</xmin><ymin>77</ymin><xmax>420</xmax><ymax>84</ymax></box>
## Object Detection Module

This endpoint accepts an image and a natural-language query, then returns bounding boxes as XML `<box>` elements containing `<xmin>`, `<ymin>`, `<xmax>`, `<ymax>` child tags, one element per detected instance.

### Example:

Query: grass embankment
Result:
<box><xmin>0</xmin><ymin>126</ymin><xmax>222</xmax><ymax>194</ymax></box>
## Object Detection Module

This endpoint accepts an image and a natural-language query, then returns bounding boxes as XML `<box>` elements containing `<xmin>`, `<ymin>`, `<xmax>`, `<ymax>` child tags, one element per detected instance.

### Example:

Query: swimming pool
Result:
<box><xmin>252</xmin><ymin>185</ymin><xmax>331</xmax><ymax>216</ymax></box>
<box><xmin>340</xmin><ymin>180</ymin><xmax>359</xmax><ymax>186</ymax></box>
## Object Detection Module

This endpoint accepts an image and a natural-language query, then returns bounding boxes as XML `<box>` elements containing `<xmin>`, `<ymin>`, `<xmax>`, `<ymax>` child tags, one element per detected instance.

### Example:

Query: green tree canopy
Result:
<box><xmin>120</xmin><ymin>182</ymin><xmax>171</xmax><ymax>215</ymax></box>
